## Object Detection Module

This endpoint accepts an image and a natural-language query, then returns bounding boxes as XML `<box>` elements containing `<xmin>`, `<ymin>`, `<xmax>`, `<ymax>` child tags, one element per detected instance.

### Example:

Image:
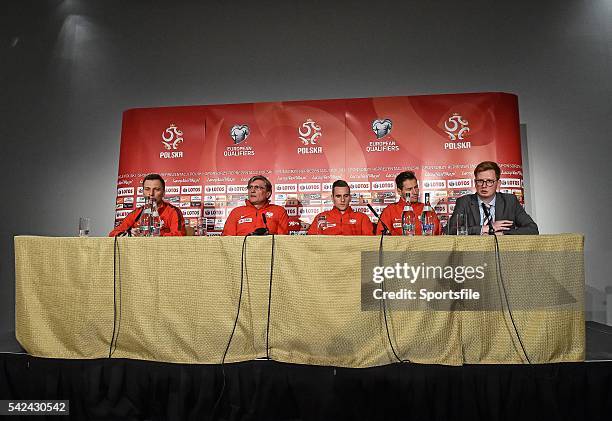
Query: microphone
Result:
<box><xmin>262</xmin><ymin>213</ymin><xmax>269</xmax><ymax>231</ymax></box>
<box><xmin>481</xmin><ymin>203</ymin><xmax>495</xmax><ymax>235</ymax></box>
<box><xmin>367</xmin><ymin>204</ymin><xmax>390</xmax><ymax>235</ymax></box>
<box><xmin>252</xmin><ymin>213</ymin><xmax>269</xmax><ymax>236</ymax></box>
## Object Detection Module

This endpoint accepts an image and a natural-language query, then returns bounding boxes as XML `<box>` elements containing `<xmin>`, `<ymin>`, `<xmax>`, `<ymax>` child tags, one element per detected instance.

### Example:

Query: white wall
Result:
<box><xmin>1</xmin><ymin>0</ymin><xmax>611</xmax><ymax>332</ymax></box>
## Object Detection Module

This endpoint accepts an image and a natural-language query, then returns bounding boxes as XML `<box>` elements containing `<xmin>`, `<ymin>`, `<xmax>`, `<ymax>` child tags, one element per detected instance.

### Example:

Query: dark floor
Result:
<box><xmin>2</xmin><ymin>321</ymin><xmax>611</xmax><ymax>360</ymax></box>
<box><xmin>0</xmin><ymin>330</ymin><xmax>24</xmax><ymax>354</ymax></box>
<box><xmin>586</xmin><ymin>320</ymin><xmax>612</xmax><ymax>360</ymax></box>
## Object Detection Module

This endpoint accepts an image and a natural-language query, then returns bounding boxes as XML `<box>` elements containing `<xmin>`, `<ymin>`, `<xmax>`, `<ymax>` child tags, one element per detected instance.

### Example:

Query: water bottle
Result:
<box><xmin>197</xmin><ymin>216</ymin><xmax>208</xmax><ymax>236</ymax></box>
<box><xmin>402</xmin><ymin>193</ymin><xmax>416</xmax><ymax>236</ymax></box>
<box><xmin>139</xmin><ymin>197</ymin><xmax>154</xmax><ymax>236</ymax></box>
<box><xmin>421</xmin><ymin>192</ymin><xmax>435</xmax><ymax>236</ymax></box>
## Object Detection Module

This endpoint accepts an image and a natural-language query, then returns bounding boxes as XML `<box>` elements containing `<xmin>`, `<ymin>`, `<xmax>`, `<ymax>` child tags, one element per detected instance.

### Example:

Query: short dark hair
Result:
<box><xmin>474</xmin><ymin>161</ymin><xmax>501</xmax><ymax>180</ymax></box>
<box><xmin>395</xmin><ymin>171</ymin><xmax>417</xmax><ymax>190</ymax></box>
<box><xmin>331</xmin><ymin>179</ymin><xmax>350</xmax><ymax>195</ymax></box>
<box><xmin>142</xmin><ymin>173</ymin><xmax>165</xmax><ymax>189</ymax></box>
<box><xmin>247</xmin><ymin>175</ymin><xmax>272</xmax><ymax>192</ymax></box>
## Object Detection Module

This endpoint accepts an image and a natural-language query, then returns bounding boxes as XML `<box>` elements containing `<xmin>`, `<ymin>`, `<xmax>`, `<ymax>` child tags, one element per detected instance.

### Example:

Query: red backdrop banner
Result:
<box><xmin>115</xmin><ymin>92</ymin><xmax>524</xmax><ymax>234</ymax></box>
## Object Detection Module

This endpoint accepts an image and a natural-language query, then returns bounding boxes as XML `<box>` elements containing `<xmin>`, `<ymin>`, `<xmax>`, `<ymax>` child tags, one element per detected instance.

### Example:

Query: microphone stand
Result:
<box><xmin>252</xmin><ymin>212</ymin><xmax>269</xmax><ymax>236</ymax></box>
<box><xmin>367</xmin><ymin>203</ymin><xmax>390</xmax><ymax>235</ymax></box>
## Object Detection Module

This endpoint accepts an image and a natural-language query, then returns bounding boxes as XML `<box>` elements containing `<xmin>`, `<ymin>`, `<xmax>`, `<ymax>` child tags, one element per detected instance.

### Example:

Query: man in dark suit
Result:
<box><xmin>447</xmin><ymin>161</ymin><xmax>538</xmax><ymax>235</ymax></box>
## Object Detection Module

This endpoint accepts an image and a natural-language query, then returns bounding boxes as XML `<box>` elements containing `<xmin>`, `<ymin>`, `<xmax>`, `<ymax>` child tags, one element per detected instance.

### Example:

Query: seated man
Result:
<box><xmin>376</xmin><ymin>171</ymin><xmax>441</xmax><ymax>235</ymax></box>
<box><xmin>109</xmin><ymin>173</ymin><xmax>186</xmax><ymax>236</ymax></box>
<box><xmin>447</xmin><ymin>161</ymin><xmax>538</xmax><ymax>235</ymax></box>
<box><xmin>223</xmin><ymin>175</ymin><xmax>288</xmax><ymax>235</ymax></box>
<box><xmin>307</xmin><ymin>180</ymin><xmax>373</xmax><ymax>235</ymax></box>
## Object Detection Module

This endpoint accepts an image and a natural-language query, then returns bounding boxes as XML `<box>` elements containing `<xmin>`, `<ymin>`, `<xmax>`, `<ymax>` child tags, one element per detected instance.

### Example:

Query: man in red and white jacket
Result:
<box><xmin>376</xmin><ymin>171</ymin><xmax>441</xmax><ymax>236</ymax></box>
<box><xmin>222</xmin><ymin>175</ymin><xmax>289</xmax><ymax>236</ymax></box>
<box><xmin>109</xmin><ymin>174</ymin><xmax>185</xmax><ymax>237</ymax></box>
<box><xmin>307</xmin><ymin>180</ymin><xmax>373</xmax><ymax>236</ymax></box>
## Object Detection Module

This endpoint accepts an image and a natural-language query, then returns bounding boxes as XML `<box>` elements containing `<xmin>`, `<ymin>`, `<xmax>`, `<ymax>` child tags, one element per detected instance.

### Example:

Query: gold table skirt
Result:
<box><xmin>14</xmin><ymin>234</ymin><xmax>584</xmax><ymax>367</ymax></box>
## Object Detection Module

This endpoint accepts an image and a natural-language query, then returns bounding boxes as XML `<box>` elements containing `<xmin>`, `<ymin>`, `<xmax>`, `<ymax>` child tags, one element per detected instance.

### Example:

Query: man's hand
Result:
<box><xmin>492</xmin><ymin>220</ymin><xmax>513</xmax><ymax>233</ymax></box>
<box><xmin>131</xmin><ymin>228</ymin><xmax>144</xmax><ymax>237</ymax></box>
<box><xmin>481</xmin><ymin>220</ymin><xmax>513</xmax><ymax>235</ymax></box>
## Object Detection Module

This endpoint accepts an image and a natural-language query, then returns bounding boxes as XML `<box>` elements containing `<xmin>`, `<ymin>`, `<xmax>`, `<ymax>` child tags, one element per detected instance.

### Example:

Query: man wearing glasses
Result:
<box><xmin>222</xmin><ymin>175</ymin><xmax>289</xmax><ymax>236</ymax></box>
<box><xmin>447</xmin><ymin>161</ymin><xmax>538</xmax><ymax>235</ymax></box>
<box><xmin>375</xmin><ymin>171</ymin><xmax>441</xmax><ymax>235</ymax></box>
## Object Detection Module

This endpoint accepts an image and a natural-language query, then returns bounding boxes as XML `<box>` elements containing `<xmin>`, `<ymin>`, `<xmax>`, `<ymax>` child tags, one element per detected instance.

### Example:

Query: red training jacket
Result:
<box><xmin>307</xmin><ymin>206</ymin><xmax>373</xmax><ymax>235</ymax></box>
<box><xmin>109</xmin><ymin>201</ymin><xmax>186</xmax><ymax>237</ymax></box>
<box><xmin>222</xmin><ymin>200</ymin><xmax>289</xmax><ymax>236</ymax></box>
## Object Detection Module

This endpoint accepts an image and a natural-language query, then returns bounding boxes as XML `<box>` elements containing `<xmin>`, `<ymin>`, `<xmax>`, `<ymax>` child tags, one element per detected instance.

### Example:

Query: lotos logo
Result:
<box><xmin>181</xmin><ymin>185</ymin><xmax>202</xmax><ymax>195</ymax></box>
<box><xmin>372</xmin><ymin>181</ymin><xmax>395</xmax><ymax>191</ymax></box>
<box><xmin>276</xmin><ymin>184</ymin><xmax>298</xmax><ymax>193</ymax></box>
<box><xmin>299</xmin><ymin>183</ymin><xmax>321</xmax><ymax>192</ymax></box>
<box><xmin>448</xmin><ymin>179</ymin><xmax>472</xmax><ymax>189</ymax></box>
<box><xmin>230</xmin><ymin>125</ymin><xmax>250</xmax><ymax>144</ymax></box>
<box><xmin>162</xmin><ymin>124</ymin><xmax>184</xmax><ymax>150</ymax></box>
<box><xmin>298</xmin><ymin>119</ymin><xmax>322</xmax><ymax>146</ymax></box>
<box><xmin>204</xmin><ymin>208</ymin><xmax>225</xmax><ymax>217</ymax></box>
<box><xmin>181</xmin><ymin>208</ymin><xmax>201</xmax><ymax>218</ymax></box>
<box><xmin>165</xmin><ymin>186</ymin><xmax>180</xmax><ymax>195</ymax></box>
<box><xmin>372</xmin><ymin>118</ymin><xmax>393</xmax><ymax>139</ymax></box>
<box><xmin>500</xmin><ymin>178</ymin><xmax>522</xmax><ymax>188</ymax></box>
<box><xmin>298</xmin><ymin>207</ymin><xmax>321</xmax><ymax>216</ymax></box>
<box><xmin>422</xmin><ymin>180</ymin><xmax>446</xmax><ymax>189</ymax></box>
<box><xmin>349</xmin><ymin>182</ymin><xmax>371</xmax><ymax>191</ymax></box>
<box><xmin>227</xmin><ymin>185</ymin><xmax>248</xmax><ymax>194</ymax></box>
<box><xmin>205</xmin><ymin>185</ymin><xmax>227</xmax><ymax>194</ymax></box>
<box><xmin>444</xmin><ymin>113</ymin><xmax>469</xmax><ymax>141</ymax></box>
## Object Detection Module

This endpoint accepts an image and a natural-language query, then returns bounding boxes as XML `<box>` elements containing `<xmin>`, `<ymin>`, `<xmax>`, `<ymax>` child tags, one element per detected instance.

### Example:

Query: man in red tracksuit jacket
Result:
<box><xmin>109</xmin><ymin>174</ymin><xmax>186</xmax><ymax>237</ymax></box>
<box><xmin>376</xmin><ymin>171</ymin><xmax>441</xmax><ymax>236</ymax></box>
<box><xmin>222</xmin><ymin>175</ymin><xmax>289</xmax><ymax>236</ymax></box>
<box><xmin>307</xmin><ymin>180</ymin><xmax>374</xmax><ymax>235</ymax></box>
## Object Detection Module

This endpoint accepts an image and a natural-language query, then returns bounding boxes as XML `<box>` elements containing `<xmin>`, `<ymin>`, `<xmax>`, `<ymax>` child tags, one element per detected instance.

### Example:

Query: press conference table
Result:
<box><xmin>14</xmin><ymin>234</ymin><xmax>584</xmax><ymax>367</ymax></box>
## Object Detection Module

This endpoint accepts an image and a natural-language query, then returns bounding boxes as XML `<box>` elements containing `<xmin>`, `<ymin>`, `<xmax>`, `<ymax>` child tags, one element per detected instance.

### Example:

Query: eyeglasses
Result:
<box><xmin>247</xmin><ymin>185</ymin><xmax>266</xmax><ymax>191</ymax></box>
<box><xmin>475</xmin><ymin>179</ymin><xmax>497</xmax><ymax>187</ymax></box>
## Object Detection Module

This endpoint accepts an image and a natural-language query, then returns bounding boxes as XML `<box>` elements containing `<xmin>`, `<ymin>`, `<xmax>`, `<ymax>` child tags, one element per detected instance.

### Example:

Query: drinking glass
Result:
<box><xmin>79</xmin><ymin>217</ymin><xmax>90</xmax><ymax>237</ymax></box>
<box><xmin>456</xmin><ymin>213</ymin><xmax>468</xmax><ymax>236</ymax></box>
<box><xmin>197</xmin><ymin>216</ymin><xmax>208</xmax><ymax>236</ymax></box>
